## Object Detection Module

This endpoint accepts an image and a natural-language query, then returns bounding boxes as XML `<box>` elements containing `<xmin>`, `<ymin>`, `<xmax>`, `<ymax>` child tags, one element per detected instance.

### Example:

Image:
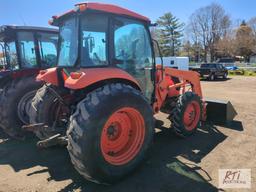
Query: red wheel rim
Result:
<box><xmin>183</xmin><ymin>101</ymin><xmax>200</xmax><ymax>131</ymax></box>
<box><xmin>100</xmin><ymin>107</ymin><xmax>145</xmax><ymax>165</ymax></box>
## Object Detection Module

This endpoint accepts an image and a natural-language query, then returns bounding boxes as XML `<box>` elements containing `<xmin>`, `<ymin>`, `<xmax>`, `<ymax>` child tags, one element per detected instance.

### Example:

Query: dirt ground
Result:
<box><xmin>0</xmin><ymin>76</ymin><xmax>255</xmax><ymax>192</ymax></box>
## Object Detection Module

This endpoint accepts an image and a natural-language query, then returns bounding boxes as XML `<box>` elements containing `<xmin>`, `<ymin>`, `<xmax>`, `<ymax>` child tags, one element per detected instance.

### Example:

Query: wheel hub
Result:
<box><xmin>101</xmin><ymin>107</ymin><xmax>145</xmax><ymax>165</ymax></box>
<box><xmin>107</xmin><ymin>124</ymin><xmax>119</xmax><ymax>140</ymax></box>
<box><xmin>183</xmin><ymin>101</ymin><xmax>200</xmax><ymax>131</ymax></box>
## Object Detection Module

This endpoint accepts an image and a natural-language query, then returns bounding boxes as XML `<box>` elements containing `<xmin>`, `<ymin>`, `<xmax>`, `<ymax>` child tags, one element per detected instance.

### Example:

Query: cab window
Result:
<box><xmin>80</xmin><ymin>14</ymin><xmax>108</xmax><ymax>67</ymax></box>
<box><xmin>5</xmin><ymin>41</ymin><xmax>19</xmax><ymax>70</ymax></box>
<box><xmin>37</xmin><ymin>32</ymin><xmax>58</xmax><ymax>68</ymax></box>
<box><xmin>114</xmin><ymin>18</ymin><xmax>153</xmax><ymax>75</ymax></box>
<box><xmin>17</xmin><ymin>32</ymin><xmax>37</xmax><ymax>68</ymax></box>
<box><xmin>113</xmin><ymin>18</ymin><xmax>154</xmax><ymax>100</ymax></box>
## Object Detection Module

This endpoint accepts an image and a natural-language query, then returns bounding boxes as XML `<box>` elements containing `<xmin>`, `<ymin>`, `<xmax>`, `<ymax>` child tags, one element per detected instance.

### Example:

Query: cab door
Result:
<box><xmin>112</xmin><ymin>17</ymin><xmax>154</xmax><ymax>101</ymax></box>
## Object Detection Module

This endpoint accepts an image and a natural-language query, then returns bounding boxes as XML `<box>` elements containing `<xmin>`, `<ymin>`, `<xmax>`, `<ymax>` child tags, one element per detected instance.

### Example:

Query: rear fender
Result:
<box><xmin>0</xmin><ymin>69</ymin><xmax>40</xmax><ymax>88</ymax></box>
<box><xmin>11</xmin><ymin>69</ymin><xmax>40</xmax><ymax>79</ymax></box>
<box><xmin>64</xmin><ymin>68</ymin><xmax>141</xmax><ymax>90</ymax></box>
<box><xmin>36</xmin><ymin>67</ymin><xmax>59</xmax><ymax>86</ymax></box>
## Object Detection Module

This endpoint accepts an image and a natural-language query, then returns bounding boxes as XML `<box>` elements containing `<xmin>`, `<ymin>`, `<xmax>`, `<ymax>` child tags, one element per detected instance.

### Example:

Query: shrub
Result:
<box><xmin>235</xmin><ymin>70</ymin><xmax>244</xmax><ymax>75</ymax></box>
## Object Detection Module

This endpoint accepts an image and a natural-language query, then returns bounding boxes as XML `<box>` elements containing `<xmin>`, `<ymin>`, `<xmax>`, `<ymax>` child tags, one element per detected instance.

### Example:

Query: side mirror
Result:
<box><xmin>152</xmin><ymin>39</ymin><xmax>164</xmax><ymax>77</ymax></box>
<box><xmin>152</xmin><ymin>39</ymin><xmax>163</xmax><ymax>66</ymax></box>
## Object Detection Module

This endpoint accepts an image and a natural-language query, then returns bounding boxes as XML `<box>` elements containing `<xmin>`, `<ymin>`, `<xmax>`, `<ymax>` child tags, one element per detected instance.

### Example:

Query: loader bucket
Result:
<box><xmin>205</xmin><ymin>99</ymin><xmax>237</xmax><ymax>125</ymax></box>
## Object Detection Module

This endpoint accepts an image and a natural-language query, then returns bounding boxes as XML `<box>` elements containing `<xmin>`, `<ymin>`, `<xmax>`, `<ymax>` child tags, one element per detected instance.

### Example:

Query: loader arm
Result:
<box><xmin>154</xmin><ymin>67</ymin><xmax>206</xmax><ymax>120</ymax></box>
<box><xmin>164</xmin><ymin>68</ymin><xmax>203</xmax><ymax>97</ymax></box>
<box><xmin>154</xmin><ymin>67</ymin><xmax>237</xmax><ymax>123</ymax></box>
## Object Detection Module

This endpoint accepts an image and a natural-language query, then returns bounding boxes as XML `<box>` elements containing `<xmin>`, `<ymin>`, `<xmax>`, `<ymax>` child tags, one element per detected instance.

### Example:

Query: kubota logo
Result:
<box><xmin>219</xmin><ymin>169</ymin><xmax>251</xmax><ymax>189</ymax></box>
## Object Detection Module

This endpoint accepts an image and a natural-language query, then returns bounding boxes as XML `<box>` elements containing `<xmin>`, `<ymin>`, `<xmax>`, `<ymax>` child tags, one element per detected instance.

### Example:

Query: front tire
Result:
<box><xmin>67</xmin><ymin>83</ymin><xmax>154</xmax><ymax>184</ymax></box>
<box><xmin>171</xmin><ymin>92</ymin><xmax>202</xmax><ymax>137</ymax></box>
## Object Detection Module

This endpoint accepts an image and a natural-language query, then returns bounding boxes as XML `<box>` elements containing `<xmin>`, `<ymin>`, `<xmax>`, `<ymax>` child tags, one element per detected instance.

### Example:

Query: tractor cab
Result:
<box><xmin>0</xmin><ymin>26</ymin><xmax>58</xmax><ymax>81</ymax></box>
<box><xmin>46</xmin><ymin>3</ymin><xmax>155</xmax><ymax>100</ymax></box>
<box><xmin>0</xmin><ymin>26</ymin><xmax>59</xmax><ymax>138</ymax></box>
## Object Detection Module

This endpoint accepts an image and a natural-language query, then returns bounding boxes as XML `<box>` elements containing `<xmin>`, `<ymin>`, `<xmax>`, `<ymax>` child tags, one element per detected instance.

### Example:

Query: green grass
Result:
<box><xmin>228</xmin><ymin>69</ymin><xmax>256</xmax><ymax>76</ymax></box>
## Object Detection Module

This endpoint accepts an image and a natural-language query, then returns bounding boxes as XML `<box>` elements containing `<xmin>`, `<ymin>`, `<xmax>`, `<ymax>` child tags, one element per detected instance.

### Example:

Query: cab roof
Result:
<box><xmin>0</xmin><ymin>25</ymin><xmax>58</xmax><ymax>41</ymax></box>
<box><xmin>50</xmin><ymin>2</ymin><xmax>151</xmax><ymax>25</ymax></box>
<box><xmin>0</xmin><ymin>25</ymin><xmax>58</xmax><ymax>34</ymax></box>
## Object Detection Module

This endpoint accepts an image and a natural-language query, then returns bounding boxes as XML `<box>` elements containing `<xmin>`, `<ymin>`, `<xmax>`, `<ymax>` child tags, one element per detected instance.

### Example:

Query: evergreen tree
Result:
<box><xmin>156</xmin><ymin>13</ymin><xmax>184</xmax><ymax>56</ymax></box>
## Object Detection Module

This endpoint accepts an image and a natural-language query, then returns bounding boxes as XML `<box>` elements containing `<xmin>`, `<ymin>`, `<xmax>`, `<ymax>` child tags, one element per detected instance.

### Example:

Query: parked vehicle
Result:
<box><xmin>217</xmin><ymin>58</ymin><xmax>237</xmax><ymax>71</ymax></box>
<box><xmin>225</xmin><ymin>65</ymin><xmax>238</xmax><ymax>71</ymax></box>
<box><xmin>155</xmin><ymin>57</ymin><xmax>189</xmax><ymax>70</ymax></box>
<box><xmin>192</xmin><ymin>63</ymin><xmax>228</xmax><ymax>80</ymax></box>
<box><xmin>0</xmin><ymin>25</ymin><xmax>58</xmax><ymax>138</ymax></box>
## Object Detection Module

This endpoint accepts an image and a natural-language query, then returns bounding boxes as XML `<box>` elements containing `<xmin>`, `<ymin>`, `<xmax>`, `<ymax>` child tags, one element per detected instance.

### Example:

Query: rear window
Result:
<box><xmin>201</xmin><ymin>64</ymin><xmax>216</xmax><ymax>68</ymax></box>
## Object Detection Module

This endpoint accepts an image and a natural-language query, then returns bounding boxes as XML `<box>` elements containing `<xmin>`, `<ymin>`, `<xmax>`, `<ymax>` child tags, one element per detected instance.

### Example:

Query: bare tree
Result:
<box><xmin>215</xmin><ymin>32</ymin><xmax>235</xmax><ymax>58</ymax></box>
<box><xmin>247</xmin><ymin>17</ymin><xmax>256</xmax><ymax>54</ymax></box>
<box><xmin>235</xmin><ymin>21</ymin><xmax>255</xmax><ymax>61</ymax></box>
<box><xmin>188</xmin><ymin>3</ymin><xmax>231</xmax><ymax>62</ymax></box>
<box><xmin>248</xmin><ymin>17</ymin><xmax>256</xmax><ymax>35</ymax></box>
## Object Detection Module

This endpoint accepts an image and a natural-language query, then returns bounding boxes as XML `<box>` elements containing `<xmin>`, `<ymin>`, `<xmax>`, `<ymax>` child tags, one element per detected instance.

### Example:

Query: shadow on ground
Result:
<box><xmin>0</xmin><ymin>118</ymin><xmax>236</xmax><ymax>192</ymax></box>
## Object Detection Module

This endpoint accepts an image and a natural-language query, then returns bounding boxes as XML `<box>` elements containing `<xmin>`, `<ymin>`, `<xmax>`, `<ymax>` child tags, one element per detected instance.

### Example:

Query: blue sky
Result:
<box><xmin>1</xmin><ymin>0</ymin><xmax>255</xmax><ymax>27</ymax></box>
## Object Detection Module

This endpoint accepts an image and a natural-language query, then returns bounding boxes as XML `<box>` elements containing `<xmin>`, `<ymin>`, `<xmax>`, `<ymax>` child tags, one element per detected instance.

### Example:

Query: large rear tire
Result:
<box><xmin>29</xmin><ymin>84</ymin><xmax>71</xmax><ymax>140</ymax></box>
<box><xmin>67</xmin><ymin>83</ymin><xmax>154</xmax><ymax>184</ymax></box>
<box><xmin>171</xmin><ymin>92</ymin><xmax>202</xmax><ymax>137</ymax></box>
<box><xmin>0</xmin><ymin>76</ymin><xmax>42</xmax><ymax>138</ymax></box>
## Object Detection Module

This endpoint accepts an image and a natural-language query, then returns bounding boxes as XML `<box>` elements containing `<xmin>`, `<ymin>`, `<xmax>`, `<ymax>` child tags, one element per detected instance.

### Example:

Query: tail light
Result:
<box><xmin>39</xmin><ymin>70</ymin><xmax>47</xmax><ymax>75</ymax></box>
<box><xmin>70</xmin><ymin>72</ymin><xmax>83</xmax><ymax>79</ymax></box>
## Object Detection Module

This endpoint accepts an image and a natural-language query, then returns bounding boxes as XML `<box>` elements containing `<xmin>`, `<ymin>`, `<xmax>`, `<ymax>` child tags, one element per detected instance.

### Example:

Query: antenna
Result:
<box><xmin>18</xmin><ymin>11</ymin><xmax>27</xmax><ymax>26</ymax></box>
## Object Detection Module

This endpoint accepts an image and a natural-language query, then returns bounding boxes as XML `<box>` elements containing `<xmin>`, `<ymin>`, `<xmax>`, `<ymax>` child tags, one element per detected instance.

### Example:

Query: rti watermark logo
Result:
<box><xmin>219</xmin><ymin>169</ymin><xmax>251</xmax><ymax>189</ymax></box>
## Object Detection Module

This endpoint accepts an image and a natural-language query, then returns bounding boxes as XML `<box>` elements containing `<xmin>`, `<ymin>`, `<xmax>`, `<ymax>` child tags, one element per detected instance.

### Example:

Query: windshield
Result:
<box><xmin>80</xmin><ymin>14</ymin><xmax>108</xmax><ymax>67</ymax></box>
<box><xmin>58</xmin><ymin>17</ymin><xmax>78</xmax><ymax>67</ymax></box>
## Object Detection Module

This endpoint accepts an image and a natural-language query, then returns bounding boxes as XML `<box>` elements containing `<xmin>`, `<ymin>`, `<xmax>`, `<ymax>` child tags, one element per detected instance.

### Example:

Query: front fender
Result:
<box><xmin>64</xmin><ymin>68</ymin><xmax>141</xmax><ymax>90</ymax></box>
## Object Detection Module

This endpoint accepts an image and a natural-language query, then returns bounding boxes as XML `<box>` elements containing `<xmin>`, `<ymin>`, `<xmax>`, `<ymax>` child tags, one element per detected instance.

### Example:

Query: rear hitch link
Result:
<box><xmin>37</xmin><ymin>134</ymin><xmax>68</xmax><ymax>149</ymax></box>
<box><xmin>22</xmin><ymin>85</ymin><xmax>70</xmax><ymax>148</ymax></box>
<box><xmin>22</xmin><ymin>123</ymin><xmax>68</xmax><ymax>149</ymax></box>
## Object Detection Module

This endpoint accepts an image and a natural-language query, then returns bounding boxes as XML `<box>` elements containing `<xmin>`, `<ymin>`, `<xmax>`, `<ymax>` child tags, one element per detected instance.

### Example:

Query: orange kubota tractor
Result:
<box><xmin>27</xmin><ymin>3</ymin><xmax>237</xmax><ymax>184</ymax></box>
